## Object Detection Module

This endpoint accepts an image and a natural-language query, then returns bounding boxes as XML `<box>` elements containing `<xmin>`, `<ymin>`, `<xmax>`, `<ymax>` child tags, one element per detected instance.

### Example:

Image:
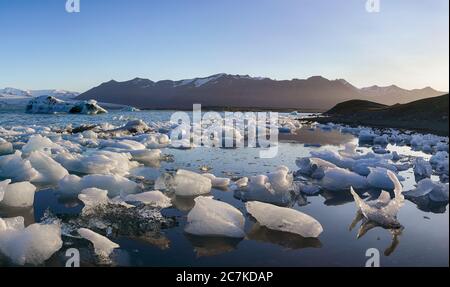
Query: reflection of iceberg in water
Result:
<box><xmin>321</xmin><ymin>190</ymin><xmax>358</xmax><ymax>206</ymax></box>
<box><xmin>171</xmin><ymin>195</ymin><xmax>196</xmax><ymax>212</ymax></box>
<box><xmin>246</xmin><ymin>223</ymin><xmax>322</xmax><ymax>250</ymax></box>
<box><xmin>131</xmin><ymin>232</ymin><xmax>171</xmax><ymax>250</ymax></box>
<box><xmin>185</xmin><ymin>234</ymin><xmax>242</xmax><ymax>257</ymax></box>
<box><xmin>405</xmin><ymin>196</ymin><xmax>448</xmax><ymax>214</ymax></box>
<box><xmin>349</xmin><ymin>211</ymin><xmax>403</xmax><ymax>257</ymax></box>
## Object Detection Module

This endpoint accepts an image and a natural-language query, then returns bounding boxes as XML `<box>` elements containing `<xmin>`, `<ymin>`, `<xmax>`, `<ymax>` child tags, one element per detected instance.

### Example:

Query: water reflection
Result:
<box><xmin>405</xmin><ymin>195</ymin><xmax>448</xmax><ymax>214</ymax></box>
<box><xmin>185</xmin><ymin>234</ymin><xmax>242</xmax><ymax>257</ymax></box>
<box><xmin>349</xmin><ymin>211</ymin><xmax>403</xmax><ymax>256</ymax></box>
<box><xmin>246</xmin><ymin>223</ymin><xmax>322</xmax><ymax>250</ymax></box>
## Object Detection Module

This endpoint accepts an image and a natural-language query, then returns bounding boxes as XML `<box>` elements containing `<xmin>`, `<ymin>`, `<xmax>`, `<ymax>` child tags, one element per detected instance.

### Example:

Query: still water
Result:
<box><xmin>0</xmin><ymin>109</ymin><xmax>448</xmax><ymax>267</ymax></box>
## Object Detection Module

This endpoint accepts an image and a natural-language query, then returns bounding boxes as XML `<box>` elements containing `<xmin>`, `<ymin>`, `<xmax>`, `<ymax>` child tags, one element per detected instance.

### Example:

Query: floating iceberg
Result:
<box><xmin>404</xmin><ymin>179</ymin><xmax>449</xmax><ymax>203</ymax></box>
<box><xmin>201</xmin><ymin>173</ymin><xmax>231</xmax><ymax>188</ymax></box>
<box><xmin>22</xmin><ymin>135</ymin><xmax>65</xmax><ymax>155</ymax></box>
<box><xmin>350</xmin><ymin>170</ymin><xmax>404</xmax><ymax>228</ymax></box>
<box><xmin>235</xmin><ymin>167</ymin><xmax>295</xmax><ymax>205</ymax></box>
<box><xmin>0</xmin><ymin>138</ymin><xmax>13</xmax><ymax>156</ymax></box>
<box><xmin>172</xmin><ymin>169</ymin><xmax>212</xmax><ymax>196</ymax></box>
<box><xmin>0</xmin><ymin>151</ymin><xmax>39</xmax><ymax>182</ymax></box>
<box><xmin>124</xmin><ymin>191</ymin><xmax>172</xmax><ymax>208</ymax></box>
<box><xmin>367</xmin><ymin>167</ymin><xmax>401</xmax><ymax>190</ymax></box>
<box><xmin>28</xmin><ymin>151</ymin><xmax>69</xmax><ymax>184</ymax></box>
<box><xmin>26</xmin><ymin>96</ymin><xmax>107</xmax><ymax>115</ymax></box>
<box><xmin>78</xmin><ymin>188</ymin><xmax>110</xmax><ymax>214</ymax></box>
<box><xmin>246</xmin><ymin>201</ymin><xmax>323</xmax><ymax>238</ymax></box>
<box><xmin>185</xmin><ymin>196</ymin><xmax>245</xmax><ymax>238</ymax></box>
<box><xmin>320</xmin><ymin>167</ymin><xmax>368</xmax><ymax>191</ymax></box>
<box><xmin>0</xmin><ymin>181</ymin><xmax>36</xmax><ymax>208</ymax></box>
<box><xmin>0</xmin><ymin>217</ymin><xmax>62</xmax><ymax>265</ymax></box>
<box><xmin>108</xmin><ymin>120</ymin><xmax>150</xmax><ymax>134</ymax></box>
<box><xmin>296</xmin><ymin>157</ymin><xmax>336</xmax><ymax>179</ymax></box>
<box><xmin>54</xmin><ymin>150</ymin><xmax>139</xmax><ymax>176</ymax></box>
<box><xmin>58</xmin><ymin>174</ymin><xmax>140</xmax><ymax>197</ymax></box>
<box><xmin>413</xmin><ymin>158</ymin><xmax>432</xmax><ymax>179</ymax></box>
<box><xmin>78</xmin><ymin>228</ymin><xmax>119</xmax><ymax>258</ymax></box>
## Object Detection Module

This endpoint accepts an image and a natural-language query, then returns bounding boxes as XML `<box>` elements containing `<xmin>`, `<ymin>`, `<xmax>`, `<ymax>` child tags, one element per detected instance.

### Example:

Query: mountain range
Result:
<box><xmin>76</xmin><ymin>74</ymin><xmax>446</xmax><ymax>111</ymax></box>
<box><xmin>0</xmin><ymin>88</ymin><xmax>79</xmax><ymax>100</ymax></box>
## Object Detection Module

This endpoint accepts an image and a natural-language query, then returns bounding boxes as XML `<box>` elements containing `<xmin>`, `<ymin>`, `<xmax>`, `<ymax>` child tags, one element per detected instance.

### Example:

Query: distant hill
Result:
<box><xmin>0</xmin><ymin>88</ymin><xmax>79</xmax><ymax>100</ymax></box>
<box><xmin>76</xmin><ymin>74</ymin><xmax>446</xmax><ymax>111</ymax></box>
<box><xmin>320</xmin><ymin>94</ymin><xmax>449</xmax><ymax>135</ymax></box>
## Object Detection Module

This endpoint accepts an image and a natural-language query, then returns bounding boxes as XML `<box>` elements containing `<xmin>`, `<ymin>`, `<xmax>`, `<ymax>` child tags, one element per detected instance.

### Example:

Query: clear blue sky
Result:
<box><xmin>0</xmin><ymin>0</ymin><xmax>448</xmax><ymax>92</ymax></box>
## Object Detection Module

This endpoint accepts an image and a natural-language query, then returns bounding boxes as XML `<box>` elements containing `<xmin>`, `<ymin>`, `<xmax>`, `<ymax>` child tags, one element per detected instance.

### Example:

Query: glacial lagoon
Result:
<box><xmin>0</xmin><ymin>109</ymin><xmax>448</xmax><ymax>267</ymax></box>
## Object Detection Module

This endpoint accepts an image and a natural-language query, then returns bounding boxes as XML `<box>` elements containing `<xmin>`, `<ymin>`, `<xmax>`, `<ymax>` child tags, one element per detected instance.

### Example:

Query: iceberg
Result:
<box><xmin>26</xmin><ymin>96</ymin><xmax>107</xmax><ymax>115</ymax></box>
<box><xmin>413</xmin><ymin>158</ymin><xmax>432</xmax><ymax>179</ymax></box>
<box><xmin>295</xmin><ymin>157</ymin><xmax>336</xmax><ymax>179</ymax></box>
<box><xmin>28</xmin><ymin>151</ymin><xmax>69</xmax><ymax>184</ymax></box>
<box><xmin>367</xmin><ymin>167</ymin><xmax>401</xmax><ymax>190</ymax></box>
<box><xmin>185</xmin><ymin>196</ymin><xmax>245</xmax><ymax>238</ymax></box>
<box><xmin>320</xmin><ymin>167</ymin><xmax>368</xmax><ymax>191</ymax></box>
<box><xmin>78</xmin><ymin>228</ymin><xmax>119</xmax><ymax>258</ymax></box>
<box><xmin>0</xmin><ymin>138</ymin><xmax>13</xmax><ymax>156</ymax></box>
<box><xmin>235</xmin><ymin>167</ymin><xmax>295</xmax><ymax>205</ymax></box>
<box><xmin>246</xmin><ymin>201</ymin><xmax>323</xmax><ymax>238</ymax></box>
<box><xmin>54</xmin><ymin>150</ymin><xmax>139</xmax><ymax>176</ymax></box>
<box><xmin>58</xmin><ymin>174</ymin><xmax>140</xmax><ymax>197</ymax></box>
<box><xmin>0</xmin><ymin>181</ymin><xmax>36</xmax><ymax>208</ymax></box>
<box><xmin>350</xmin><ymin>170</ymin><xmax>404</xmax><ymax>228</ymax></box>
<box><xmin>173</xmin><ymin>169</ymin><xmax>212</xmax><ymax>196</ymax></box>
<box><xmin>201</xmin><ymin>173</ymin><xmax>231</xmax><ymax>188</ymax></box>
<box><xmin>78</xmin><ymin>188</ymin><xmax>110</xmax><ymax>214</ymax></box>
<box><xmin>22</xmin><ymin>135</ymin><xmax>65</xmax><ymax>155</ymax></box>
<box><xmin>0</xmin><ymin>217</ymin><xmax>62</xmax><ymax>265</ymax></box>
<box><xmin>124</xmin><ymin>191</ymin><xmax>172</xmax><ymax>208</ymax></box>
<box><xmin>404</xmin><ymin>179</ymin><xmax>449</xmax><ymax>203</ymax></box>
<box><xmin>0</xmin><ymin>151</ymin><xmax>39</xmax><ymax>182</ymax></box>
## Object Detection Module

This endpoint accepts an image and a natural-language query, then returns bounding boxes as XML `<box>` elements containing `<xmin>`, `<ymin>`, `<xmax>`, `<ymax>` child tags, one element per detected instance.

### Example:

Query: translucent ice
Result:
<box><xmin>0</xmin><ymin>218</ymin><xmax>62</xmax><ymax>265</ymax></box>
<box><xmin>173</xmin><ymin>169</ymin><xmax>212</xmax><ymax>196</ymax></box>
<box><xmin>78</xmin><ymin>228</ymin><xmax>119</xmax><ymax>258</ymax></box>
<box><xmin>185</xmin><ymin>196</ymin><xmax>245</xmax><ymax>238</ymax></box>
<box><xmin>405</xmin><ymin>179</ymin><xmax>449</xmax><ymax>203</ymax></box>
<box><xmin>0</xmin><ymin>138</ymin><xmax>13</xmax><ymax>156</ymax></box>
<box><xmin>0</xmin><ymin>151</ymin><xmax>39</xmax><ymax>182</ymax></box>
<box><xmin>0</xmin><ymin>181</ymin><xmax>36</xmax><ymax>208</ymax></box>
<box><xmin>124</xmin><ymin>191</ymin><xmax>172</xmax><ymax>208</ymax></box>
<box><xmin>28</xmin><ymin>151</ymin><xmax>69</xmax><ymax>184</ymax></box>
<box><xmin>202</xmin><ymin>173</ymin><xmax>231</xmax><ymax>188</ymax></box>
<box><xmin>320</xmin><ymin>167</ymin><xmax>368</xmax><ymax>191</ymax></box>
<box><xmin>246</xmin><ymin>201</ymin><xmax>323</xmax><ymax>238</ymax></box>
<box><xmin>413</xmin><ymin>157</ymin><xmax>432</xmax><ymax>179</ymax></box>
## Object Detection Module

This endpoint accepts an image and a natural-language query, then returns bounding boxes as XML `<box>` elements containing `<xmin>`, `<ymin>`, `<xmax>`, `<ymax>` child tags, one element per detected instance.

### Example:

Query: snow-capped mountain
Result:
<box><xmin>0</xmin><ymin>88</ymin><xmax>79</xmax><ymax>100</ymax></box>
<box><xmin>76</xmin><ymin>73</ymin><xmax>446</xmax><ymax>110</ymax></box>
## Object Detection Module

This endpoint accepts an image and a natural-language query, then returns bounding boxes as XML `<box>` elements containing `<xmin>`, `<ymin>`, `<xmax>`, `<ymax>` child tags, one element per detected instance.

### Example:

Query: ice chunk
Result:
<box><xmin>54</xmin><ymin>150</ymin><xmax>139</xmax><ymax>176</ymax></box>
<box><xmin>413</xmin><ymin>158</ymin><xmax>432</xmax><ymax>179</ymax></box>
<box><xmin>235</xmin><ymin>177</ymin><xmax>248</xmax><ymax>188</ymax></box>
<box><xmin>26</xmin><ymin>96</ymin><xmax>107</xmax><ymax>115</ymax></box>
<box><xmin>129</xmin><ymin>149</ymin><xmax>161</xmax><ymax>164</ymax></box>
<box><xmin>246</xmin><ymin>201</ymin><xmax>323</xmax><ymax>238</ymax></box>
<box><xmin>78</xmin><ymin>228</ymin><xmax>119</xmax><ymax>258</ymax></box>
<box><xmin>185</xmin><ymin>196</ymin><xmax>245</xmax><ymax>238</ymax></box>
<box><xmin>358</xmin><ymin>129</ymin><xmax>376</xmax><ymax>144</ymax></box>
<box><xmin>367</xmin><ymin>167</ymin><xmax>400</xmax><ymax>190</ymax></box>
<box><xmin>296</xmin><ymin>157</ymin><xmax>336</xmax><ymax>179</ymax></box>
<box><xmin>235</xmin><ymin>167</ymin><xmax>295</xmax><ymax>205</ymax></box>
<box><xmin>0</xmin><ymin>219</ymin><xmax>62</xmax><ymax>265</ymax></box>
<box><xmin>124</xmin><ymin>191</ymin><xmax>172</xmax><ymax>208</ymax></box>
<box><xmin>320</xmin><ymin>167</ymin><xmax>368</xmax><ymax>191</ymax></box>
<box><xmin>28</xmin><ymin>151</ymin><xmax>69</xmax><ymax>184</ymax></box>
<box><xmin>350</xmin><ymin>170</ymin><xmax>404</xmax><ymax>228</ymax></box>
<box><xmin>0</xmin><ymin>138</ymin><xmax>13</xmax><ymax>156</ymax></box>
<box><xmin>0</xmin><ymin>179</ymin><xmax>11</xmax><ymax>202</ymax></box>
<box><xmin>108</xmin><ymin>120</ymin><xmax>150</xmax><ymax>134</ymax></box>
<box><xmin>58</xmin><ymin>174</ymin><xmax>139</xmax><ymax>197</ymax></box>
<box><xmin>0</xmin><ymin>151</ymin><xmax>39</xmax><ymax>182</ymax></box>
<box><xmin>78</xmin><ymin>188</ymin><xmax>110</xmax><ymax>213</ymax></box>
<box><xmin>0</xmin><ymin>181</ymin><xmax>36</xmax><ymax>208</ymax></box>
<box><xmin>405</xmin><ymin>179</ymin><xmax>449</xmax><ymax>203</ymax></box>
<box><xmin>100</xmin><ymin>139</ymin><xmax>146</xmax><ymax>151</ymax></box>
<box><xmin>202</xmin><ymin>173</ymin><xmax>231</xmax><ymax>188</ymax></box>
<box><xmin>173</xmin><ymin>169</ymin><xmax>212</xmax><ymax>196</ymax></box>
<box><xmin>22</xmin><ymin>135</ymin><xmax>64</xmax><ymax>155</ymax></box>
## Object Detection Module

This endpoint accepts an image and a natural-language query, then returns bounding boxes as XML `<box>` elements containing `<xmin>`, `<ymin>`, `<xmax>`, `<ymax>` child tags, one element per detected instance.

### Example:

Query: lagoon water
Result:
<box><xmin>0</xmin><ymin>109</ymin><xmax>448</xmax><ymax>267</ymax></box>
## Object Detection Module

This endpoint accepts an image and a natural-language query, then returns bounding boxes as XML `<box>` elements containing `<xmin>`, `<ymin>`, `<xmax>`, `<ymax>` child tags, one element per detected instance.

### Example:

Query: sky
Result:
<box><xmin>0</xmin><ymin>0</ymin><xmax>448</xmax><ymax>92</ymax></box>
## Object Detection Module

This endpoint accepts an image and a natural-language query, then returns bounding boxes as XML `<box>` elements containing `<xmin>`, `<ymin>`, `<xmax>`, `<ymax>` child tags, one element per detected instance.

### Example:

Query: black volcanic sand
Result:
<box><xmin>310</xmin><ymin>94</ymin><xmax>449</xmax><ymax>136</ymax></box>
